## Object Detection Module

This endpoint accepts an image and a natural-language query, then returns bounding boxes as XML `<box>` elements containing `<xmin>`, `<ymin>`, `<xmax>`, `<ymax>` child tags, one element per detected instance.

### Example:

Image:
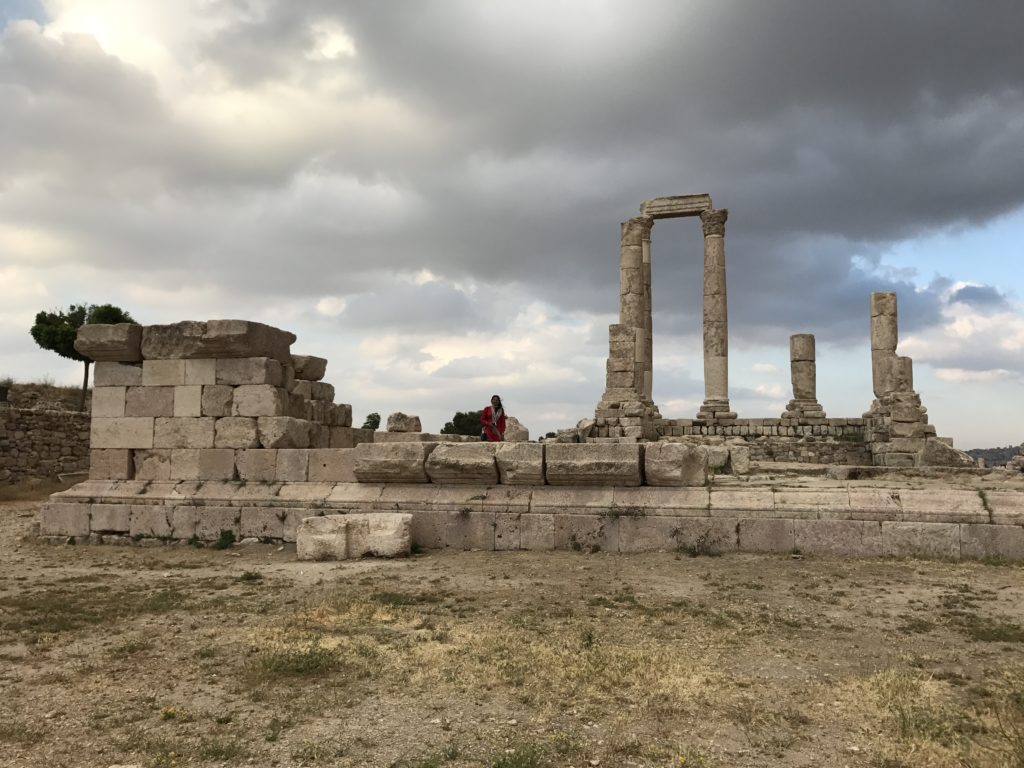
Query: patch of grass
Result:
<box><xmin>371</xmin><ymin>590</ymin><xmax>446</xmax><ymax>607</ymax></box>
<box><xmin>673</xmin><ymin>526</ymin><xmax>725</xmax><ymax>558</ymax></box>
<box><xmin>0</xmin><ymin>585</ymin><xmax>189</xmax><ymax>634</ymax></box>
<box><xmin>961</xmin><ymin>617</ymin><xmax>1024</xmax><ymax>643</ymax></box>
<box><xmin>898</xmin><ymin>617</ymin><xmax>935</xmax><ymax>634</ymax></box>
<box><xmin>238</xmin><ymin>570</ymin><xmax>263</xmax><ymax>582</ymax></box>
<box><xmin>111</xmin><ymin>637</ymin><xmax>153</xmax><ymax>657</ymax></box>
<box><xmin>197</xmin><ymin>737</ymin><xmax>246</xmax><ymax>761</ymax></box>
<box><xmin>0</xmin><ymin>721</ymin><xmax>44</xmax><ymax>745</ymax></box>
<box><xmin>491</xmin><ymin>743</ymin><xmax>542</xmax><ymax>768</ymax></box>
<box><xmin>601</xmin><ymin>504</ymin><xmax>645</xmax><ymax>519</ymax></box>
<box><xmin>246</xmin><ymin>638</ymin><xmax>339</xmax><ymax>683</ymax></box>
<box><xmin>211</xmin><ymin>529</ymin><xmax>236</xmax><ymax>550</ymax></box>
<box><xmin>293</xmin><ymin>739</ymin><xmax>348</xmax><ymax>762</ymax></box>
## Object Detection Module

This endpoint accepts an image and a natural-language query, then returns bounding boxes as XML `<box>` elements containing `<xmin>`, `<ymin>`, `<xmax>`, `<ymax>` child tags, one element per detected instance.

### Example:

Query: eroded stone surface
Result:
<box><xmin>296</xmin><ymin>513</ymin><xmax>411</xmax><ymax>560</ymax></box>
<box><xmin>141</xmin><ymin>320</ymin><xmax>296</xmax><ymax>362</ymax></box>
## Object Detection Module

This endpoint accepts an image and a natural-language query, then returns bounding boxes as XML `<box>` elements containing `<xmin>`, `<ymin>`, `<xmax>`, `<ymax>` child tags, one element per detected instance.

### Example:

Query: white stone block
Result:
<box><xmin>92</xmin><ymin>386</ymin><xmax>126</xmax><ymax>418</ymax></box>
<box><xmin>232</xmin><ymin>384</ymin><xmax>288</xmax><ymax>417</ymax></box>
<box><xmin>91</xmin><ymin>417</ymin><xmax>155</xmax><ymax>449</ymax></box>
<box><xmin>173</xmin><ymin>386</ymin><xmax>203</xmax><ymax>417</ymax></box>
<box><xmin>184</xmin><ymin>358</ymin><xmax>217</xmax><ymax>385</ymax></box>
<box><xmin>214</xmin><ymin>416</ymin><xmax>260</xmax><ymax>448</ymax></box>
<box><xmin>93</xmin><ymin>361</ymin><xmax>143</xmax><ymax>386</ymax></box>
<box><xmin>133</xmin><ymin>449</ymin><xmax>171</xmax><ymax>480</ymax></box>
<box><xmin>276</xmin><ymin>449</ymin><xmax>309</xmax><ymax>481</ymax></box>
<box><xmin>257</xmin><ymin>416</ymin><xmax>311</xmax><ymax>448</ymax></box>
<box><xmin>495</xmin><ymin>443</ymin><xmax>544</xmax><ymax>485</ymax></box>
<box><xmin>142</xmin><ymin>359</ymin><xmax>186</xmax><ymax>386</ymax></box>
<box><xmin>425</xmin><ymin>443</ymin><xmax>499</xmax><ymax>484</ymax></box>
<box><xmin>170</xmin><ymin>448</ymin><xmax>236</xmax><ymax>480</ymax></box>
<box><xmin>216</xmin><ymin>357</ymin><xmax>283</xmax><ymax>386</ymax></box>
<box><xmin>153</xmin><ymin>417</ymin><xmax>215</xmax><ymax>448</ymax></box>
<box><xmin>235</xmin><ymin>449</ymin><xmax>278</xmax><ymax>481</ymax></box>
<box><xmin>353</xmin><ymin>442</ymin><xmax>435</xmax><ymax>483</ymax></box>
<box><xmin>308</xmin><ymin>449</ymin><xmax>357</xmax><ymax>482</ymax></box>
<box><xmin>125</xmin><ymin>386</ymin><xmax>174</xmax><ymax>417</ymax></box>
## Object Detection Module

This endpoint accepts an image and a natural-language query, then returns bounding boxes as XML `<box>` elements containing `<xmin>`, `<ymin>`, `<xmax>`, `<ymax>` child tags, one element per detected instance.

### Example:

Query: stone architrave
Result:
<box><xmin>141</xmin><ymin>320</ymin><xmax>296</xmax><ymax>363</ymax></box>
<box><xmin>74</xmin><ymin>324</ymin><xmax>142</xmax><ymax>362</ymax></box>
<box><xmin>696</xmin><ymin>208</ymin><xmax>734</xmax><ymax>420</ymax></box>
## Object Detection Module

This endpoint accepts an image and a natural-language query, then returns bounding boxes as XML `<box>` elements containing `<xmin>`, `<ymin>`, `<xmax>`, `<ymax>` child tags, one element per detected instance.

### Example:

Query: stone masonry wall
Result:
<box><xmin>0</xmin><ymin>406</ymin><xmax>90</xmax><ymax>483</ymax></box>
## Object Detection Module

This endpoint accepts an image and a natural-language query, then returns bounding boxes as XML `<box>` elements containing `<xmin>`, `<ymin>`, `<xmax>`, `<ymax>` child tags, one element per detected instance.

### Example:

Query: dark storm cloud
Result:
<box><xmin>338</xmin><ymin>281</ymin><xmax>495</xmax><ymax>334</ymax></box>
<box><xmin>949</xmin><ymin>284</ymin><xmax>1009</xmax><ymax>310</ymax></box>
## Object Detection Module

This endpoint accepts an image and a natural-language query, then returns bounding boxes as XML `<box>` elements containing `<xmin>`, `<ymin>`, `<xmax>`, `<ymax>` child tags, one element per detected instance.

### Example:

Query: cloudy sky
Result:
<box><xmin>1</xmin><ymin>0</ymin><xmax>1023</xmax><ymax>448</ymax></box>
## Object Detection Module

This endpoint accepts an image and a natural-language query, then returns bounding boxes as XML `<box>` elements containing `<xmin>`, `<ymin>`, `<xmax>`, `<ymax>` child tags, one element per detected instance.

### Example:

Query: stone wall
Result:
<box><xmin>0</xmin><ymin>406</ymin><xmax>90</xmax><ymax>483</ymax></box>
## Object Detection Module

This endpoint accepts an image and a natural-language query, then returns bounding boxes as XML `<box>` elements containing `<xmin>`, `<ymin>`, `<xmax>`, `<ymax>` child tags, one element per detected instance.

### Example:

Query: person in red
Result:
<box><xmin>480</xmin><ymin>394</ymin><xmax>506</xmax><ymax>442</ymax></box>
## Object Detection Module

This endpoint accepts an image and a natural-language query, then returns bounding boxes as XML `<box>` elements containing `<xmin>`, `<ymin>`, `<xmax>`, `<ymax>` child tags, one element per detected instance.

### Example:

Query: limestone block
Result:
<box><xmin>40</xmin><ymin>503</ymin><xmax>91</xmax><ymax>537</ymax></box>
<box><xmin>333</xmin><ymin>404</ymin><xmax>353</xmax><ymax>428</ymax></box>
<box><xmin>705</xmin><ymin>445</ymin><xmax>729</xmax><ymax>471</ymax></box>
<box><xmin>308</xmin><ymin>448</ymin><xmax>357</xmax><ymax>482</ymax></box>
<box><xmin>738</xmin><ymin>519</ymin><xmax>796</xmax><ymax>553</ymax></box>
<box><xmin>959</xmin><ymin>524</ymin><xmax>1024</xmax><ymax>561</ymax></box>
<box><xmin>74</xmin><ymin>323</ymin><xmax>142</xmax><ymax>362</ymax></box>
<box><xmin>644</xmin><ymin>442</ymin><xmax>707</xmax><ymax>486</ymax></box>
<box><xmin>426</xmin><ymin>443</ymin><xmax>499</xmax><ymax>484</ymax></box>
<box><xmin>133</xmin><ymin>449</ymin><xmax>171</xmax><ymax>480</ymax></box>
<box><xmin>530</xmin><ymin>487</ymin><xmax>615</xmax><ymax>516</ymax></box>
<box><xmin>232</xmin><ymin>384</ymin><xmax>288</xmax><ymax>417</ymax></box>
<box><xmin>125</xmin><ymin>386</ymin><xmax>174</xmax><ymax>418</ymax></box>
<box><xmin>311</xmin><ymin>382</ymin><xmax>334</xmax><ymax>402</ymax></box>
<box><xmin>618</xmin><ymin>515</ymin><xmax>684</xmax><ymax>553</ymax></box>
<box><xmin>129</xmin><ymin>505</ymin><xmax>172</xmax><ymax>538</ymax></box>
<box><xmin>521</xmin><ymin>514</ymin><xmax>555</xmax><ymax>550</ymax></box>
<box><xmin>92</xmin><ymin>386</ymin><xmax>127</xmax><ymax>418</ymax></box>
<box><xmin>446</xmin><ymin>510</ymin><xmax>496</xmax><ymax>550</ymax></box>
<box><xmin>870</xmin><ymin>316</ymin><xmax>898</xmax><ymax>352</ymax></box>
<box><xmin>710</xmin><ymin>489</ymin><xmax>774</xmax><ymax>515</ymax></box>
<box><xmin>881</xmin><ymin>522</ymin><xmax>960</xmax><ymax>560</ymax></box>
<box><xmin>311</xmin><ymin>424</ymin><xmax>330</xmax><ymax>450</ymax></box>
<box><xmin>793</xmin><ymin>519</ymin><xmax>884</xmax><ymax>557</ymax></box>
<box><xmin>201</xmin><ymin>385</ymin><xmax>234</xmax><ymax>417</ymax></box>
<box><xmin>141</xmin><ymin>320</ymin><xmax>296</xmax><ymax>363</ymax></box>
<box><xmin>791</xmin><ymin>361</ymin><xmax>816</xmax><ymax>400</ymax></box>
<box><xmin>353</xmin><ymin>442</ymin><xmax>436</xmax><ymax>483</ymax></box>
<box><xmin>154</xmin><ymin>417</ymin><xmax>215</xmax><ymax>449</ymax></box>
<box><xmin>545</xmin><ymin>443</ymin><xmax>642</xmax><ymax>486</ymax></box>
<box><xmin>325</xmin><ymin>483</ymin><xmax>383</xmax><ymax>511</ymax></box>
<box><xmin>291</xmin><ymin>380</ymin><xmax>312</xmax><ymax>398</ymax></box>
<box><xmin>919</xmin><ymin>440</ymin><xmax>974</xmax><ymax>467</ymax></box>
<box><xmin>90</xmin><ymin>448</ymin><xmax>134</xmax><ymax>480</ymax></box>
<box><xmin>297</xmin><ymin>513</ymin><xmax>412</xmax><ymax>560</ymax></box>
<box><xmin>790</xmin><ymin>334</ymin><xmax>815</xmax><ymax>362</ymax></box>
<box><xmin>240</xmin><ymin>506</ymin><xmax>287</xmax><ymax>540</ymax></box>
<box><xmin>984</xmin><ymin>491</ymin><xmax>1024</xmax><ymax>526</ymax></box>
<box><xmin>142</xmin><ymin>359</ymin><xmax>186</xmax><ymax>386</ymax></box>
<box><xmin>215</xmin><ymin>416</ymin><xmax>260</xmax><ymax>448</ymax></box>
<box><xmin>329</xmin><ymin>426</ymin><xmax>372</xmax><ymax>448</ymax></box>
<box><xmin>773</xmin><ymin>489</ymin><xmax>847</xmax><ymax>519</ymax></box>
<box><xmin>90</xmin><ymin>503</ymin><xmax>130</xmax><ymax>533</ymax></box>
<box><xmin>870</xmin><ymin>291</ymin><xmax>897</xmax><ymax>317</ymax></box>
<box><xmin>216</xmin><ymin>357</ymin><xmax>283</xmax><ymax>386</ymax></box>
<box><xmin>410</xmin><ymin>509</ymin><xmax>447</xmax><ymax>549</ymax></box>
<box><xmin>494</xmin><ymin>512</ymin><xmax>521</xmax><ymax>550</ymax></box>
<box><xmin>889</xmin><ymin>356</ymin><xmax>914</xmax><ymax>392</ymax></box>
<box><xmin>613</xmin><ymin>486</ymin><xmax>709</xmax><ymax>517</ymax></box>
<box><xmin>848</xmin><ymin>488</ymin><xmax>902</xmax><ymax>518</ymax></box>
<box><xmin>729</xmin><ymin>445</ymin><xmax>751</xmax><ymax>475</ymax></box>
<box><xmin>428</xmin><ymin>486</ymin><xmax>480</xmax><ymax>514</ymax></box>
<box><xmin>173</xmin><ymin>386</ymin><xmax>203</xmax><ymax>417</ymax></box>
<box><xmin>235</xmin><ymin>448</ymin><xmax>278</xmax><ymax>481</ymax></box>
<box><xmin>496</xmin><ymin>443</ymin><xmax>544</xmax><ymax>485</ymax></box>
<box><xmin>170</xmin><ymin>448</ymin><xmax>236</xmax><ymax>481</ymax></box>
<box><xmin>278</xmin><ymin>483</ymin><xmax>334</xmax><ymax>504</ymax></box>
<box><xmin>899</xmin><ymin>489</ymin><xmax>987</xmax><ymax>524</ymax></box>
<box><xmin>257</xmin><ymin>417</ymin><xmax>311</xmax><ymax>449</ymax></box>
<box><xmin>93</xmin><ymin>361</ymin><xmax>143</xmax><ymax>386</ymax></box>
<box><xmin>483</xmin><ymin>486</ymin><xmax>532</xmax><ymax>515</ymax></box>
<box><xmin>639</xmin><ymin>193</ymin><xmax>712</xmax><ymax>219</ymax></box>
<box><xmin>503</xmin><ymin>416</ymin><xmax>529</xmax><ymax>442</ymax></box>
<box><xmin>194</xmin><ymin>506</ymin><xmax>241</xmax><ymax>542</ymax></box>
<box><xmin>169</xmin><ymin>506</ymin><xmax>196</xmax><ymax>539</ymax></box>
<box><xmin>184</xmin><ymin>358</ymin><xmax>217</xmax><ymax>385</ymax></box>
<box><xmin>554</xmin><ymin>514</ymin><xmax>618</xmax><ymax>553</ymax></box>
<box><xmin>387</xmin><ymin>412</ymin><xmax>422</xmax><ymax>432</ymax></box>
<box><xmin>292</xmin><ymin>354</ymin><xmax>327</xmax><ymax>381</ymax></box>
<box><xmin>91</xmin><ymin>417</ymin><xmax>155</xmax><ymax>449</ymax></box>
<box><xmin>276</xmin><ymin>449</ymin><xmax>309</xmax><ymax>481</ymax></box>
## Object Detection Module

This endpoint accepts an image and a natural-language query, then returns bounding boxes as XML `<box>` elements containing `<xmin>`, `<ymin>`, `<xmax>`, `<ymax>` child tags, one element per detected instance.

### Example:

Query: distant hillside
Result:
<box><xmin>1</xmin><ymin>381</ymin><xmax>90</xmax><ymax>412</ymax></box>
<box><xmin>966</xmin><ymin>445</ymin><xmax>1021</xmax><ymax>467</ymax></box>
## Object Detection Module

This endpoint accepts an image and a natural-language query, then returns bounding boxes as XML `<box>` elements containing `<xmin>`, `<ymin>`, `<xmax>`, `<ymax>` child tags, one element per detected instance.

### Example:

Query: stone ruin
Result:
<box><xmin>37</xmin><ymin>197</ymin><xmax>1024</xmax><ymax>561</ymax></box>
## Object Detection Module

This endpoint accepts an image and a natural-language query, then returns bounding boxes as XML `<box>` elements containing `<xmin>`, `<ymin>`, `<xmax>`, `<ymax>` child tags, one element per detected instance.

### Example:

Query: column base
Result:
<box><xmin>696</xmin><ymin>400</ymin><xmax>735</xmax><ymax>421</ymax></box>
<box><xmin>781</xmin><ymin>399</ymin><xmax>827</xmax><ymax>420</ymax></box>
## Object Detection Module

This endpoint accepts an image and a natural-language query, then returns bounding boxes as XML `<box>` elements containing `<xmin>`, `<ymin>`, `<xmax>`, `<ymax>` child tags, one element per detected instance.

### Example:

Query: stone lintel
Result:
<box><xmin>639</xmin><ymin>194</ymin><xmax>713</xmax><ymax>219</ymax></box>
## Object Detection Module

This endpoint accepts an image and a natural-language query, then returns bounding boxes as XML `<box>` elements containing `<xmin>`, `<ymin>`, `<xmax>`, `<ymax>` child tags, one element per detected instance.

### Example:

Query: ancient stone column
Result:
<box><xmin>870</xmin><ymin>291</ymin><xmax>898</xmax><ymax>397</ymax></box>
<box><xmin>641</xmin><ymin>224</ymin><xmax>653</xmax><ymax>400</ymax></box>
<box><xmin>782</xmin><ymin>333</ymin><xmax>826</xmax><ymax>419</ymax></box>
<box><xmin>616</xmin><ymin>216</ymin><xmax>653</xmax><ymax>397</ymax></box>
<box><xmin>696</xmin><ymin>208</ymin><xmax>734</xmax><ymax>420</ymax></box>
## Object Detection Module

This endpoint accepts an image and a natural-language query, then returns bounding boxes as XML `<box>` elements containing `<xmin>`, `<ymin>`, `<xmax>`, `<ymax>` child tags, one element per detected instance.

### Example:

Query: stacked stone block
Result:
<box><xmin>781</xmin><ymin>334</ymin><xmax>827</xmax><ymax>421</ymax></box>
<box><xmin>0</xmin><ymin>407</ymin><xmax>90</xmax><ymax>483</ymax></box>
<box><xmin>78</xmin><ymin>320</ymin><xmax>371</xmax><ymax>483</ymax></box>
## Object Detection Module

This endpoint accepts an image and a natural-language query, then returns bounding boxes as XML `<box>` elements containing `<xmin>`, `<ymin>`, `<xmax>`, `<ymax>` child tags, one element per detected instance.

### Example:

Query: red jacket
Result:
<box><xmin>481</xmin><ymin>406</ymin><xmax>506</xmax><ymax>442</ymax></box>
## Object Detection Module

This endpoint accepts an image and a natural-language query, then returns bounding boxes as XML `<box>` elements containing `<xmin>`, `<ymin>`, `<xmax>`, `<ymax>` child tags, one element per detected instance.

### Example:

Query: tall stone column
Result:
<box><xmin>641</xmin><ymin>224</ymin><xmax>653</xmax><ymax>400</ymax></box>
<box><xmin>782</xmin><ymin>334</ymin><xmax>826</xmax><ymax>420</ymax></box>
<box><xmin>870</xmin><ymin>291</ymin><xmax>898</xmax><ymax>397</ymax></box>
<box><xmin>696</xmin><ymin>208</ymin><xmax>735</xmax><ymax>420</ymax></box>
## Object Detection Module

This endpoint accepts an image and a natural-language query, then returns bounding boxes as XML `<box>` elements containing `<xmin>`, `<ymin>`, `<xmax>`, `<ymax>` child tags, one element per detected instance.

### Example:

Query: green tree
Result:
<box><xmin>361</xmin><ymin>412</ymin><xmax>381</xmax><ymax>430</ymax></box>
<box><xmin>441</xmin><ymin>410</ymin><xmax>483</xmax><ymax>436</ymax></box>
<box><xmin>30</xmin><ymin>303</ymin><xmax>136</xmax><ymax>411</ymax></box>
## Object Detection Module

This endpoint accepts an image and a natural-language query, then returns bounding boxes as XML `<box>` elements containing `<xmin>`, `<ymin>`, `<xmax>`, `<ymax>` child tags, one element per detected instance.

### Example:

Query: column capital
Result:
<box><xmin>622</xmin><ymin>216</ymin><xmax>654</xmax><ymax>243</ymax></box>
<box><xmin>700</xmin><ymin>208</ymin><xmax>728</xmax><ymax>237</ymax></box>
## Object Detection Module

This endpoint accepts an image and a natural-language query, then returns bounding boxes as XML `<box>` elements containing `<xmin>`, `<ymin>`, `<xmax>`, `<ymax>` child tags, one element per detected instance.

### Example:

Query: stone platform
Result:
<box><xmin>39</xmin><ymin>477</ymin><xmax>1024</xmax><ymax>561</ymax></box>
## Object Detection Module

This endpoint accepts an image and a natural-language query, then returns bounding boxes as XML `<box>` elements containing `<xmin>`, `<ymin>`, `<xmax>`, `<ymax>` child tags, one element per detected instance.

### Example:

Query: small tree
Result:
<box><xmin>441</xmin><ymin>410</ymin><xmax>483</xmax><ymax>436</ymax></box>
<box><xmin>30</xmin><ymin>303</ymin><xmax>136</xmax><ymax>411</ymax></box>
<box><xmin>362</xmin><ymin>412</ymin><xmax>381</xmax><ymax>430</ymax></box>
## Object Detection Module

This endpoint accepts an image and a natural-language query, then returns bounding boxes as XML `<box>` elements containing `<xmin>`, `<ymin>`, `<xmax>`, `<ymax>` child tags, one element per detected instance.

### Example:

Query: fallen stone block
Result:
<box><xmin>387</xmin><ymin>412</ymin><xmax>422</xmax><ymax>432</ymax></box>
<box><xmin>545</xmin><ymin>443</ymin><xmax>642</xmax><ymax>486</ymax></box>
<box><xmin>292</xmin><ymin>354</ymin><xmax>327</xmax><ymax>381</ymax></box>
<box><xmin>296</xmin><ymin>513</ymin><xmax>411</xmax><ymax>560</ymax></box>
<box><xmin>353</xmin><ymin>442</ymin><xmax>436</xmax><ymax>483</ymax></box>
<box><xmin>141</xmin><ymin>320</ymin><xmax>296</xmax><ymax>363</ymax></box>
<box><xmin>644</xmin><ymin>443</ymin><xmax>708</xmax><ymax>486</ymax></box>
<box><xmin>74</xmin><ymin>323</ymin><xmax>142</xmax><ymax>362</ymax></box>
<box><xmin>496</xmin><ymin>443</ymin><xmax>545</xmax><ymax>485</ymax></box>
<box><xmin>426</xmin><ymin>443</ymin><xmax>499</xmax><ymax>484</ymax></box>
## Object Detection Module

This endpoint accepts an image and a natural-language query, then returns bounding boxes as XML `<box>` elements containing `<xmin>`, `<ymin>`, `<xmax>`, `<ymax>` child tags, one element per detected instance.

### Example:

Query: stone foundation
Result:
<box><xmin>0</xmin><ymin>407</ymin><xmax>90</xmax><ymax>483</ymax></box>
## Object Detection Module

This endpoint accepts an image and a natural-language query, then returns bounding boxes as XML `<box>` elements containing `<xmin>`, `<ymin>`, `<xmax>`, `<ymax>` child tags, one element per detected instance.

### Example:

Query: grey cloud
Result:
<box><xmin>339</xmin><ymin>281</ymin><xmax>495</xmax><ymax>334</ymax></box>
<box><xmin>949</xmin><ymin>284</ymin><xmax>1009</xmax><ymax>310</ymax></box>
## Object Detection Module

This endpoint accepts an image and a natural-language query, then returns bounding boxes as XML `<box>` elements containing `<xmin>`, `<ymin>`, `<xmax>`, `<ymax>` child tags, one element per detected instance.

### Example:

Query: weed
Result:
<box><xmin>266</xmin><ymin>716</ymin><xmax>288</xmax><ymax>742</ymax></box>
<box><xmin>238</xmin><ymin>570</ymin><xmax>263</xmax><ymax>582</ymax></box>
<box><xmin>211</xmin><ymin>529</ymin><xmax>236</xmax><ymax>549</ymax></box>
<box><xmin>197</xmin><ymin>737</ymin><xmax>246</xmax><ymax>760</ymax></box>
<box><xmin>674</xmin><ymin>526</ymin><xmax>724</xmax><ymax>557</ymax></box>
<box><xmin>0</xmin><ymin>721</ymin><xmax>43</xmax><ymax>745</ymax></box>
<box><xmin>159</xmin><ymin>706</ymin><xmax>195</xmax><ymax>722</ymax></box>
<box><xmin>293</xmin><ymin>739</ymin><xmax>348</xmax><ymax>762</ymax></box>
<box><xmin>602</xmin><ymin>504</ymin><xmax>645</xmax><ymax>519</ymax></box>
<box><xmin>978</xmin><ymin>489</ymin><xmax>994</xmax><ymax>520</ymax></box>
<box><xmin>247</xmin><ymin>639</ymin><xmax>339</xmax><ymax>682</ymax></box>
<box><xmin>492</xmin><ymin>743</ymin><xmax>542</xmax><ymax>768</ymax></box>
<box><xmin>111</xmin><ymin>637</ymin><xmax>153</xmax><ymax>657</ymax></box>
<box><xmin>962</xmin><ymin>618</ymin><xmax>1024</xmax><ymax>643</ymax></box>
<box><xmin>187</xmin><ymin>534</ymin><xmax>203</xmax><ymax>548</ymax></box>
<box><xmin>372</xmin><ymin>590</ymin><xmax>445</xmax><ymax>607</ymax></box>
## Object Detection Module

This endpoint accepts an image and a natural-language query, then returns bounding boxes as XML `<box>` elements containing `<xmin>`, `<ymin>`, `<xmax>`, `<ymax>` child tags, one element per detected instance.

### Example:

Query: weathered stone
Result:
<box><xmin>386</xmin><ymin>412</ymin><xmax>422</xmax><ymax>432</ymax></box>
<box><xmin>738</xmin><ymin>519</ymin><xmax>796</xmax><ymax>553</ymax></box>
<box><xmin>276</xmin><ymin>449</ymin><xmax>309</xmax><ymax>481</ymax></box>
<box><xmin>639</xmin><ymin>193</ymin><xmax>712</xmax><ymax>219</ymax></box>
<box><xmin>291</xmin><ymin>380</ymin><xmax>312</xmax><ymax>399</ymax></box>
<box><xmin>89</xmin><ymin>503</ymin><xmax>130</xmax><ymax>533</ymax></box>
<box><xmin>184</xmin><ymin>358</ymin><xmax>217</xmax><ymax>385</ymax></box>
<box><xmin>496</xmin><ymin>443</ymin><xmax>545</xmax><ymax>485</ymax></box>
<box><xmin>328</xmin><ymin>426</ymin><xmax>373</xmax><ymax>448</ymax></box>
<box><xmin>235</xmin><ymin>448</ymin><xmax>278</xmax><ymax>481</ymax></box>
<box><xmin>133</xmin><ymin>449</ymin><xmax>171</xmax><ymax>480</ymax></box>
<box><xmin>153</xmin><ymin>417</ymin><xmax>215</xmax><ymax>449</ymax></box>
<box><xmin>214</xmin><ymin>417</ymin><xmax>260</xmax><ymax>449</ymax></box>
<box><xmin>794</xmin><ymin>519</ymin><xmax>884</xmax><ymax>557</ymax></box>
<box><xmin>91</xmin><ymin>417</ymin><xmax>154</xmax><ymax>449</ymax></box>
<box><xmin>232</xmin><ymin>385</ymin><xmax>288</xmax><ymax>417</ymax></box>
<box><xmin>142</xmin><ymin>359</ymin><xmax>186</xmax><ymax>386</ymax></box>
<box><xmin>919</xmin><ymin>439</ymin><xmax>974</xmax><ymax>467</ymax></box>
<box><xmin>308</xmin><ymin>448</ymin><xmax>357</xmax><ymax>482</ymax></box>
<box><xmin>141</xmin><ymin>320</ymin><xmax>296</xmax><ymax>363</ymax></box>
<box><xmin>201</xmin><ymin>385</ymin><xmax>233</xmax><ymax>417</ymax></box>
<box><xmin>173</xmin><ymin>386</ymin><xmax>203</xmax><ymax>417</ymax></box>
<box><xmin>296</xmin><ymin>513</ymin><xmax>412</xmax><ymax>560</ymax></box>
<box><xmin>125</xmin><ymin>386</ymin><xmax>174</xmax><ymax>417</ymax></box>
<box><xmin>169</xmin><ymin>448</ymin><xmax>236</xmax><ymax>481</ymax></box>
<box><xmin>729</xmin><ymin>445</ymin><xmax>751</xmax><ymax>475</ymax></box>
<box><xmin>503</xmin><ymin>416</ymin><xmax>529</xmax><ymax>442</ymax></box>
<box><xmin>74</xmin><ymin>323</ymin><xmax>142</xmax><ymax>362</ymax></box>
<box><xmin>425</xmin><ymin>443</ymin><xmax>499</xmax><ymax>484</ymax></box>
<box><xmin>333</xmin><ymin>403</ymin><xmax>353</xmax><ymax>428</ymax></box>
<box><xmin>310</xmin><ymin>382</ymin><xmax>334</xmax><ymax>402</ymax></box>
<box><xmin>292</xmin><ymin>354</ymin><xmax>327</xmax><ymax>381</ymax></box>
<box><xmin>881</xmin><ymin>522</ymin><xmax>960</xmax><ymax>560</ymax></box>
<box><xmin>89</xmin><ymin>449</ymin><xmax>134</xmax><ymax>480</ymax></box>
<box><xmin>93</xmin><ymin>362</ymin><xmax>143</xmax><ymax>386</ymax></box>
<box><xmin>257</xmin><ymin>417</ymin><xmax>311</xmax><ymax>449</ymax></box>
<box><xmin>129</xmin><ymin>505</ymin><xmax>171</xmax><ymax>538</ymax></box>
<box><xmin>545</xmin><ymin>444</ymin><xmax>642</xmax><ymax>486</ymax></box>
<box><xmin>353</xmin><ymin>442</ymin><xmax>436</xmax><ymax>483</ymax></box>
<box><xmin>194</xmin><ymin>506</ymin><xmax>241</xmax><ymax>541</ymax></box>
<box><xmin>92</xmin><ymin>386</ymin><xmax>126</xmax><ymax>418</ymax></box>
<box><xmin>644</xmin><ymin>443</ymin><xmax>708</xmax><ymax>486</ymax></box>
<box><xmin>216</xmin><ymin>357</ymin><xmax>283</xmax><ymax>386</ymax></box>
<box><xmin>40</xmin><ymin>503</ymin><xmax>91</xmax><ymax>537</ymax></box>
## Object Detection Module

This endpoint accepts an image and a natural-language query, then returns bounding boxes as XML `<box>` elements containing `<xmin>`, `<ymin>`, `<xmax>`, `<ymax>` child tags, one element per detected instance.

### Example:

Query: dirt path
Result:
<box><xmin>1</xmin><ymin>499</ymin><xmax>1023</xmax><ymax>768</ymax></box>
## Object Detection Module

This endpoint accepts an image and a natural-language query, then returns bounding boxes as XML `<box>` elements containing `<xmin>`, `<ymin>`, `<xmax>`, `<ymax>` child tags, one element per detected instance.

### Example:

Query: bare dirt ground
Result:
<box><xmin>2</xmin><ymin>495</ymin><xmax>1023</xmax><ymax>768</ymax></box>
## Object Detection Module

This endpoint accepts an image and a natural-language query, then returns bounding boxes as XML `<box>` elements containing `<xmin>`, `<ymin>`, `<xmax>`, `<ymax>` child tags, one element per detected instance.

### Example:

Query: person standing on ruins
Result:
<box><xmin>480</xmin><ymin>395</ymin><xmax>506</xmax><ymax>441</ymax></box>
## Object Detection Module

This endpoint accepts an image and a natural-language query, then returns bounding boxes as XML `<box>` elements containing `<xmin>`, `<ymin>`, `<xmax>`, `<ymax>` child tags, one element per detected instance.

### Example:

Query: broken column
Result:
<box><xmin>870</xmin><ymin>292</ymin><xmax>898</xmax><ymax>398</ymax></box>
<box><xmin>782</xmin><ymin>334</ymin><xmax>826</xmax><ymax>420</ymax></box>
<box><xmin>696</xmin><ymin>208</ymin><xmax>735</xmax><ymax>420</ymax></box>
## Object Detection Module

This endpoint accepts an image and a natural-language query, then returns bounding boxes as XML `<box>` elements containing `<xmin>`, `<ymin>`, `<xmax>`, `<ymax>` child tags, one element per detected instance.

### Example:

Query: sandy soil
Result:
<box><xmin>1</xmin><ymin>497</ymin><xmax>1023</xmax><ymax>768</ymax></box>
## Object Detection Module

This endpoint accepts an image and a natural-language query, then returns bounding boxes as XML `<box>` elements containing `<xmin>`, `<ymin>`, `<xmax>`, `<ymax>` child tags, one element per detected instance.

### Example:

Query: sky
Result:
<box><xmin>1</xmin><ymin>0</ymin><xmax>1022</xmax><ymax>449</ymax></box>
